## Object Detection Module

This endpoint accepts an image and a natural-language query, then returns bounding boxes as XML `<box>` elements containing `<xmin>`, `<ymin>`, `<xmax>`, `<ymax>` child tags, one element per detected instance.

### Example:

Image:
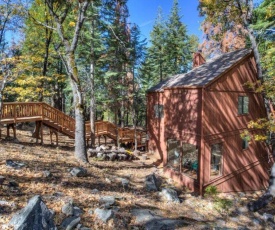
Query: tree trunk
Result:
<box><xmin>71</xmin><ymin>81</ymin><xmax>88</xmax><ymax>163</ymax></box>
<box><xmin>236</xmin><ymin>0</ymin><xmax>262</xmax><ymax>79</ymax></box>
<box><xmin>89</xmin><ymin>16</ymin><xmax>96</xmax><ymax>147</ymax></box>
<box><xmin>90</xmin><ymin>62</ymin><xmax>96</xmax><ymax>147</ymax></box>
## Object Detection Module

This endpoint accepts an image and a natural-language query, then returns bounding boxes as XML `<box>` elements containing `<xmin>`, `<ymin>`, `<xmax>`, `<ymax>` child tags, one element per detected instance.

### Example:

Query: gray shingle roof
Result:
<box><xmin>148</xmin><ymin>48</ymin><xmax>252</xmax><ymax>92</ymax></box>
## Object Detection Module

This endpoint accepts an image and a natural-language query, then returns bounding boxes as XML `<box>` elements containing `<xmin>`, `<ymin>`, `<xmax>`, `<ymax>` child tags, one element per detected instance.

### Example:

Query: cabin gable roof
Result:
<box><xmin>148</xmin><ymin>48</ymin><xmax>252</xmax><ymax>92</ymax></box>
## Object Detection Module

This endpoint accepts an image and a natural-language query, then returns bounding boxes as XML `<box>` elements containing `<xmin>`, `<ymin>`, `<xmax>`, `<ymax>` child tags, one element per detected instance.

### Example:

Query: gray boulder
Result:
<box><xmin>6</xmin><ymin>159</ymin><xmax>25</xmax><ymax>169</ymax></box>
<box><xmin>94</xmin><ymin>208</ymin><xmax>114</xmax><ymax>223</ymax></box>
<box><xmin>9</xmin><ymin>195</ymin><xmax>56</xmax><ymax>230</ymax></box>
<box><xmin>121</xmin><ymin>178</ymin><xmax>129</xmax><ymax>189</ymax></box>
<box><xmin>60</xmin><ymin>216</ymin><xmax>80</xmax><ymax>230</ymax></box>
<box><xmin>99</xmin><ymin>196</ymin><xmax>115</xmax><ymax>206</ymax></box>
<box><xmin>70</xmin><ymin>167</ymin><xmax>87</xmax><ymax>177</ymax></box>
<box><xmin>131</xmin><ymin>208</ymin><xmax>187</xmax><ymax>230</ymax></box>
<box><xmin>43</xmin><ymin>170</ymin><xmax>52</xmax><ymax>178</ymax></box>
<box><xmin>91</xmin><ymin>189</ymin><xmax>99</xmax><ymax>194</ymax></box>
<box><xmin>73</xmin><ymin>206</ymin><xmax>83</xmax><ymax>217</ymax></box>
<box><xmin>145</xmin><ymin>174</ymin><xmax>160</xmax><ymax>192</ymax></box>
<box><xmin>61</xmin><ymin>202</ymin><xmax>74</xmax><ymax>216</ymax></box>
<box><xmin>160</xmin><ymin>188</ymin><xmax>180</xmax><ymax>203</ymax></box>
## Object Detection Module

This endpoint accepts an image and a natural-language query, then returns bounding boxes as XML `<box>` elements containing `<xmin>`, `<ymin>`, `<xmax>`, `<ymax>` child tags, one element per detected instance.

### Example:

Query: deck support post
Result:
<box><xmin>40</xmin><ymin>122</ymin><xmax>43</xmax><ymax>144</ymax></box>
<box><xmin>50</xmin><ymin>129</ymin><xmax>58</xmax><ymax>146</ymax></box>
<box><xmin>98</xmin><ymin>135</ymin><xmax>101</xmax><ymax>146</ymax></box>
<box><xmin>7</xmin><ymin>124</ymin><xmax>16</xmax><ymax>139</ymax></box>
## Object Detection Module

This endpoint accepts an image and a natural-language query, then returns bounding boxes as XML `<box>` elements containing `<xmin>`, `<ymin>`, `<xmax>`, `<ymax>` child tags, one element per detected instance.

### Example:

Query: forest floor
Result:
<box><xmin>0</xmin><ymin>126</ymin><xmax>275</xmax><ymax>229</ymax></box>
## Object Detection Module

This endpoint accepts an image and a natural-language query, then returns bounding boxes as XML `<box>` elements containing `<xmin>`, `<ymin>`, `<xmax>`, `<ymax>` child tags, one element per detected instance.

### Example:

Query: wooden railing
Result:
<box><xmin>1</xmin><ymin>102</ymin><xmax>146</xmax><ymax>146</ymax></box>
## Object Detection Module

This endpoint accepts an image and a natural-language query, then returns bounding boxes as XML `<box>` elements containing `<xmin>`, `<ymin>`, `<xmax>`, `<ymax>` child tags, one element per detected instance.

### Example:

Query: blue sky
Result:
<box><xmin>127</xmin><ymin>0</ymin><xmax>203</xmax><ymax>43</ymax></box>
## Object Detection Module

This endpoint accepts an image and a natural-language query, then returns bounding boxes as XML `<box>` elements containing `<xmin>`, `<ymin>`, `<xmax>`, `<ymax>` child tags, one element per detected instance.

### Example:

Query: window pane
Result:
<box><xmin>154</xmin><ymin>104</ymin><xmax>163</xmax><ymax>118</ymax></box>
<box><xmin>238</xmin><ymin>97</ymin><xmax>243</xmax><ymax>114</ymax></box>
<box><xmin>242</xmin><ymin>138</ymin><xmax>249</xmax><ymax>149</ymax></box>
<box><xmin>243</xmin><ymin>96</ymin><xmax>249</xmax><ymax>114</ymax></box>
<box><xmin>210</xmin><ymin>143</ymin><xmax>223</xmax><ymax>178</ymax></box>
<box><xmin>238</xmin><ymin>96</ymin><xmax>249</xmax><ymax>115</ymax></box>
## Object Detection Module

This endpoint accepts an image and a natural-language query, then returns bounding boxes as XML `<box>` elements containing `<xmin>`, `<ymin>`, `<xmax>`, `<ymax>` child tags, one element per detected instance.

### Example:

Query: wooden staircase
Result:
<box><xmin>0</xmin><ymin>102</ymin><xmax>146</xmax><ymax>147</ymax></box>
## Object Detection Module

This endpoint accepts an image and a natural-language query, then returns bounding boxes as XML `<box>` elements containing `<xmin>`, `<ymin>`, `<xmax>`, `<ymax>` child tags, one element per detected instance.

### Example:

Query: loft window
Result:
<box><xmin>210</xmin><ymin>143</ymin><xmax>223</xmax><ymax>178</ymax></box>
<box><xmin>154</xmin><ymin>104</ymin><xmax>163</xmax><ymax>118</ymax></box>
<box><xmin>238</xmin><ymin>96</ymin><xmax>249</xmax><ymax>115</ymax></box>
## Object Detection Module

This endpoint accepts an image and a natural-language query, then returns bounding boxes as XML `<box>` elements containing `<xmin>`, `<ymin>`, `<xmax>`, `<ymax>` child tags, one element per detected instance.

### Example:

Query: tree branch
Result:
<box><xmin>71</xmin><ymin>1</ymin><xmax>90</xmax><ymax>51</ymax></box>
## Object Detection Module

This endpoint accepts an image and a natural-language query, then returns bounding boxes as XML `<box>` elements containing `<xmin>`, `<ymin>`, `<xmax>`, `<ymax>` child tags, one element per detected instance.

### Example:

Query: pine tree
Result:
<box><xmin>164</xmin><ymin>0</ymin><xmax>190</xmax><ymax>75</ymax></box>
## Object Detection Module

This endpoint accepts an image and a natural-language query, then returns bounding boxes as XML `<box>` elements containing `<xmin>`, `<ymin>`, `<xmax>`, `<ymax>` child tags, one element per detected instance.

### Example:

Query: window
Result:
<box><xmin>242</xmin><ymin>138</ymin><xmax>249</xmax><ymax>150</ymax></box>
<box><xmin>154</xmin><ymin>104</ymin><xmax>164</xmax><ymax>118</ymax></box>
<box><xmin>238</xmin><ymin>96</ymin><xmax>249</xmax><ymax>115</ymax></box>
<box><xmin>210</xmin><ymin>143</ymin><xmax>223</xmax><ymax>178</ymax></box>
<box><xmin>166</xmin><ymin>140</ymin><xmax>198</xmax><ymax>179</ymax></box>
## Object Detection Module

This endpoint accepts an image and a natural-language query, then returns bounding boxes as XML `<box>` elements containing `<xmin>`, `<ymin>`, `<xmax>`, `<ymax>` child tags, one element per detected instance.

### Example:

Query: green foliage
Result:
<box><xmin>141</xmin><ymin>1</ymin><xmax>198</xmax><ymax>84</ymax></box>
<box><xmin>213</xmin><ymin>198</ymin><xmax>233</xmax><ymax>214</ymax></box>
<box><xmin>204</xmin><ymin>185</ymin><xmax>219</xmax><ymax>198</ymax></box>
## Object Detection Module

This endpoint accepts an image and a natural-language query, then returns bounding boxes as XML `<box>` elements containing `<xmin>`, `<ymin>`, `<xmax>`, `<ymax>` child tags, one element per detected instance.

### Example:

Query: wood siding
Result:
<box><xmin>147</xmin><ymin>53</ymin><xmax>270</xmax><ymax>194</ymax></box>
<box><xmin>202</xmin><ymin>55</ymin><xmax>270</xmax><ymax>192</ymax></box>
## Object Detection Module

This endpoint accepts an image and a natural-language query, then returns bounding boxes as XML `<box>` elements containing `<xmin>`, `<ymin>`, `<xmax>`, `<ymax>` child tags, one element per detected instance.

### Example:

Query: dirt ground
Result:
<box><xmin>0</xmin><ymin>125</ymin><xmax>275</xmax><ymax>229</ymax></box>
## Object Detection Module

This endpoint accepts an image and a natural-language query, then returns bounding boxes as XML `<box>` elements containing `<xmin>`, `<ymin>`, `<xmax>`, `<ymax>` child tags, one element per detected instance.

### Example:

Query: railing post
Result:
<box><xmin>41</xmin><ymin>103</ymin><xmax>44</xmax><ymax>120</ymax></box>
<box><xmin>13</xmin><ymin>104</ymin><xmax>16</xmax><ymax>123</ymax></box>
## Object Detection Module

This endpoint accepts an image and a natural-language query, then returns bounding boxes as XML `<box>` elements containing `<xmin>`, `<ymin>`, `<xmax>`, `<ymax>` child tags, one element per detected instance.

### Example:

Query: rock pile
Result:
<box><xmin>88</xmin><ymin>145</ymin><xmax>137</xmax><ymax>161</ymax></box>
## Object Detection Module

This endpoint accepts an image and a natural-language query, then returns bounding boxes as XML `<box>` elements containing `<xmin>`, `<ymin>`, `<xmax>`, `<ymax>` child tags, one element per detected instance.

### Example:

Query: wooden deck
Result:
<box><xmin>0</xmin><ymin>102</ymin><xmax>146</xmax><ymax>147</ymax></box>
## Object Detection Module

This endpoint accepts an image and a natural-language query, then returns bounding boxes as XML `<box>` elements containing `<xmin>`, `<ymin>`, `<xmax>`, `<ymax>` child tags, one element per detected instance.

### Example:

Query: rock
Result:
<box><xmin>131</xmin><ymin>209</ymin><xmax>157</xmax><ymax>224</ymax></box>
<box><xmin>145</xmin><ymin>174</ymin><xmax>160</xmax><ymax>192</ymax></box>
<box><xmin>99</xmin><ymin>196</ymin><xmax>115</xmax><ymax>206</ymax></box>
<box><xmin>6</xmin><ymin>159</ymin><xmax>25</xmax><ymax>169</ymax></box>
<box><xmin>91</xmin><ymin>189</ymin><xmax>99</xmax><ymax>194</ymax></box>
<box><xmin>253</xmin><ymin>218</ymin><xmax>261</xmax><ymax>226</ymax></box>
<box><xmin>160</xmin><ymin>188</ymin><xmax>180</xmax><ymax>203</ymax></box>
<box><xmin>43</xmin><ymin>170</ymin><xmax>52</xmax><ymax>178</ymax></box>
<box><xmin>88</xmin><ymin>209</ymin><xmax>94</xmax><ymax>215</ymax></box>
<box><xmin>96</xmin><ymin>146</ymin><xmax>102</xmax><ymax>152</ymax></box>
<box><xmin>0</xmin><ymin>176</ymin><xmax>6</xmax><ymax>185</ymax></box>
<box><xmin>87</xmin><ymin>149</ymin><xmax>97</xmax><ymax>157</ymax></box>
<box><xmin>100</xmin><ymin>145</ymin><xmax>108</xmax><ymax>150</ymax></box>
<box><xmin>111</xmin><ymin>146</ymin><xmax>117</xmax><ymax>151</ymax></box>
<box><xmin>62</xmin><ymin>202</ymin><xmax>74</xmax><ymax>216</ymax></box>
<box><xmin>141</xmin><ymin>154</ymin><xmax>147</xmax><ymax>161</ymax></box>
<box><xmin>131</xmin><ymin>209</ymin><xmax>187</xmax><ymax>229</ymax></box>
<box><xmin>145</xmin><ymin>219</ymin><xmax>187</xmax><ymax>230</ymax></box>
<box><xmin>94</xmin><ymin>208</ymin><xmax>114</xmax><ymax>223</ymax></box>
<box><xmin>105</xmin><ymin>178</ymin><xmax>112</xmax><ymax>184</ymax></box>
<box><xmin>262</xmin><ymin>213</ymin><xmax>273</xmax><ymax>222</ymax></box>
<box><xmin>70</xmin><ymin>167</ymin><xmax>87</xmax><ymax>177</ymax></box>
<box><xmin>52</xmin><ymin>192</ymin><xmax>64</xmax><ymax>198</ymax></box>
<box><xmin>133</xmin><ymin>150</ymin><xmax>140</xmax><ymax>156</ymax></box>
<box><xmin>107</xmin><ymin>152</ymin><xmax>117</xmax><ymax>161</ymax></box>
<box><xmin>121</xmin><ymin>178</ymin><xmax>129</xmax><ymax>189</ymax></box>
<box><xmin>97</xmin><ymin>152</ymin><xmax>104</xmax><ymax>158</ymax></box>
<box><xmin>119</xmin><ymin>147</ymin><xmax>125</xmax><ymax>151</ymax></box>
<box><xmin>9</xmin><ymin>195</ymin><xmax>56</xmax><ymax>230</ymax></box>
<box><xmin>8</xmin><ymin>180</ymin><xmax>19</xmax><ymax>188</ymax></box>
<box><xmin>117</xmin><ymin>153</ymin><xmax>127</xmax><ymax>161</ymax></box>
<box><xmin>60</xmin><ymin>216</ymin><xmax>81</xmax><ymax>230</ymax></box>
<box><xmin>73</xmin><ymin>207</ymin><xmax>83</xmax><ymax>217</ymax></box>
<box><xmin>237</xmin><ymin>206</ymin><xmax>249</xmax><ymax>214</ymax></box>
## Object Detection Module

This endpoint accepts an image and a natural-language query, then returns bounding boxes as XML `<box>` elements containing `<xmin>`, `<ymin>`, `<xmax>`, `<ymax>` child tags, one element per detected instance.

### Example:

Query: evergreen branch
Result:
<box><xmin>27</xmin><ymin>12</ymin><xmax>56</xmax><ymax>31</ymax></box>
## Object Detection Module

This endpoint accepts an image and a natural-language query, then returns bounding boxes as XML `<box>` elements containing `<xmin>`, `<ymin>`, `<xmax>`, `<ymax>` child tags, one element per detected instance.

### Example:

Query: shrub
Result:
<box><xmin>204</xmin><ymin>185</ymin><xmax>218</xmax><ymax>198</ymax></box>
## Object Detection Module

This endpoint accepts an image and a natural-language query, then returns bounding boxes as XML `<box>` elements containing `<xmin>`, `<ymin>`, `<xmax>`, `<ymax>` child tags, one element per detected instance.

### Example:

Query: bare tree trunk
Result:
<box><xmin>72</xmin><ymin>83</ymin><xmax>87</xmax><ymax>162</ymax></box>
<box><xmin>237</xmin><ymin>0</ymin><xmax>262</xmax><ymax>79</ymax></box>
<box><xmin>45</xmin><ymin>0</ymin><xmax>90</xmax><ymax>163</ymax></box>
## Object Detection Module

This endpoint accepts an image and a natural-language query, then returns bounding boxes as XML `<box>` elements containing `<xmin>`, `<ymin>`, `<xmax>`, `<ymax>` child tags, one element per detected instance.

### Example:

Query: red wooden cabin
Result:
<box><xmin>147</xmin><ymin>49</ymin><xmax>271</xmax><ymax>194</ymax></box>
